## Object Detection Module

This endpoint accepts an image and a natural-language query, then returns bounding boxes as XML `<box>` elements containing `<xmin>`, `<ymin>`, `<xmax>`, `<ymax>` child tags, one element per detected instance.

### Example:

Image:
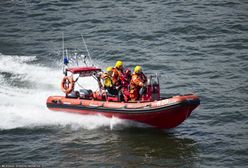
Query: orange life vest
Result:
<box><xmin>130</xmin><ymin>72</ymin><xmax>147</xmax><ymax>101</ymax></box>
<box><xmin>112</xmin><ymin>67</ymin><xmax>123</xmax><ymax>86</ymax></box>
<box><xmin>130</xmin><ymin>72</ymin><xmax>147</xmax><ymax>88</ymax></box>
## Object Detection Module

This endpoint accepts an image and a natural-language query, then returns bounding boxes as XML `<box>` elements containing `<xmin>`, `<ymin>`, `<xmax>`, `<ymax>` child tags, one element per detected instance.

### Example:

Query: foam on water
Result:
<box><xmin>0</xmin><ymin>53</ymin><xmax>130</xmax><ymax>130</ymax></box>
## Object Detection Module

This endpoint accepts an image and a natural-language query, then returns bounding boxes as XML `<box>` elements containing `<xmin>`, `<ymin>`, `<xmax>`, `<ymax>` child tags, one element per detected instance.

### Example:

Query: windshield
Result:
<box><xmin>74</xmin><ymin>75</ymin><xmax>100</xmax><ymax>92</ymax></box>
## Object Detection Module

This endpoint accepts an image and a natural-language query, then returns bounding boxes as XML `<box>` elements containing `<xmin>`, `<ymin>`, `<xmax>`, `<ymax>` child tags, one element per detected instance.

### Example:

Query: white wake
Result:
<box><xmin>0</xmin><ymin>53</ymin><xmax>130</xmax><ymax>130</ymax></box>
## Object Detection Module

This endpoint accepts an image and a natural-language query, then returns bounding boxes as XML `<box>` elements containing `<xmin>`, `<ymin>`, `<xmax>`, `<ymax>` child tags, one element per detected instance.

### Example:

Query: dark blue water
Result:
<box><xmin>0</xmin><ymin>0</ymin><xmax>247</xmax><ymax>167</ymax></box>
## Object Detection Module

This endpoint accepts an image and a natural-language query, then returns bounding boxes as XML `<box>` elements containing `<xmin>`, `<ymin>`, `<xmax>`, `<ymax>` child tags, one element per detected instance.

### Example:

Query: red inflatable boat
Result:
<box><xmin>46</xmin><ymin>66</ymin><xmax>200</xmax><ymax>129</ymax></box>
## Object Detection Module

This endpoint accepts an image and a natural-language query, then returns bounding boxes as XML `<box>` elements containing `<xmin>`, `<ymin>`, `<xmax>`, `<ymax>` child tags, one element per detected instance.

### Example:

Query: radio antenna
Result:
<box><xmin>81</xmin><ymin>34</ymin><xmax>93</xmax><ymax>66</ymax></box>
<box><xmin>62</xmin><ymin>32</ymin><xmax>64</xmax><ymax>63</ymax></box>
<box><xmin>62</xmin><ymin>32</ymin><xmax>65</xmax><ymax>73</ymax></box>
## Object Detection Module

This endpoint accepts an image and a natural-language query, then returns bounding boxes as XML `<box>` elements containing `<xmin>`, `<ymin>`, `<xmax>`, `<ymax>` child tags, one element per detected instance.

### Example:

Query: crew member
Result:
<box><xmin>121</xmin><ymin>68</ymin><xmax>132</xmax><ymax>101</ymax></box>
<box><xmin>130</xmin><ymin>66</ymin><xmax>147</xmax><ymax>101</ymax></box>
<box><xmin>101</xmin><ymin>66</ymin><xmax>117</xmax><ymax>95</ymax></box>
<box><xmin>112</xmin><ymin>60</ymin><xmax>124</xmax><ymax>89</ymax></box>
<box><xmin>123</xmin><ymin>68</ymin><xmax>132</xmax><ymax>84</ymax></box>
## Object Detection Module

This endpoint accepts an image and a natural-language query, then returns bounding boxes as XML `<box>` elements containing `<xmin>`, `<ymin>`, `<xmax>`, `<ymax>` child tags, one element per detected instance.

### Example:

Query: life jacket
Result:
<box><xmin>130</xmin><ymin>72</ymin><xmax>147</xmax><ymax>89</ymax></box>
<box><xmin>112</xmin><ymin>67</ymin><xmax>124</xmax><ymax>86</ymax></box>
<box><xmin>101</xmin><ymin>73</ymin><xmax>113</xmax><ymax>88</ymax></box>
<box><xmin>129</xmin><ymin>72</ymin><xmax>147</xmax><ymax>101</ymax></box>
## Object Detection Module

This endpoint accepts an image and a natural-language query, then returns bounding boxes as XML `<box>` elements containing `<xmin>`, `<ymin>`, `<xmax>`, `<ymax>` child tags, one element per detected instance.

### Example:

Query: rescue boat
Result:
<box><xmin>46</xmin><ymin>66</ymin><xmax>200</xmax><ymax>129</ymax></box>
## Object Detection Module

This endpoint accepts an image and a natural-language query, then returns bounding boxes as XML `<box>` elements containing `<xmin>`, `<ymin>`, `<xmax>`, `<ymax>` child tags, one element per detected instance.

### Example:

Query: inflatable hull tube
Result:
<box><xmin>46</xmin><ymin>94</ymin><xmax>200</xmax><ymax>129</ymax></box>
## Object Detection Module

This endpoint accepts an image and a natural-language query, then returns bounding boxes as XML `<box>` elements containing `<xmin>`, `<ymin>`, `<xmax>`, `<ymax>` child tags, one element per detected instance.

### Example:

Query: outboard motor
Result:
<box><xmin>152</xmin><ymin>75</ymin><xmax>160</xmax><ymax>100</ymax></box>
<box><xmin>145</xmin><ymin>74</ymin><xmax>160</xmax><ymax>101</ymax></box>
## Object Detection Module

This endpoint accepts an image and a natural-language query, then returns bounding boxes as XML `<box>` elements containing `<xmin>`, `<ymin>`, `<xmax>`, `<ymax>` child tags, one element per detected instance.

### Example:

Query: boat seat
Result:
<box><xmin>106</xmin><ymin>88</ymin><xmax>118</xmax><ymax>96</ymax></box>
<box><xmin>106</xmin><ymin>92</ymin><xmax>117</xmax><ymax>97</ymax></box>
<box><xmin>106</xmin><ymin>90</ymin><xmax>124</xmax><ymax>102</ymax></box>
<box><xmin>79</xmin><ymin>89</ymin><xmax>93</xmax><ymax>99</ymax></box>
<box><xmin>66</xmin><ymin>91</ymin><xmax>80</xmax><ymax>98</ymax></box>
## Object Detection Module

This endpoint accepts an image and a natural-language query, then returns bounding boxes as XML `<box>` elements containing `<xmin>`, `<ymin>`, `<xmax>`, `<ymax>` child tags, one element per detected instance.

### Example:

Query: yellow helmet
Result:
<box><xmin>115</xmin><ymin>60</ymin><xmax>123</xmax><ymax>68</ymax></box>
<box><xmin>134</xmin><ymin>66</ymin><xmax>142</xmax><ymax>74</ymax></box>
<box><xmin>106</xmin><ymin>66</ymin><xmax>112</xmax><ymax>72</ymax></box>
